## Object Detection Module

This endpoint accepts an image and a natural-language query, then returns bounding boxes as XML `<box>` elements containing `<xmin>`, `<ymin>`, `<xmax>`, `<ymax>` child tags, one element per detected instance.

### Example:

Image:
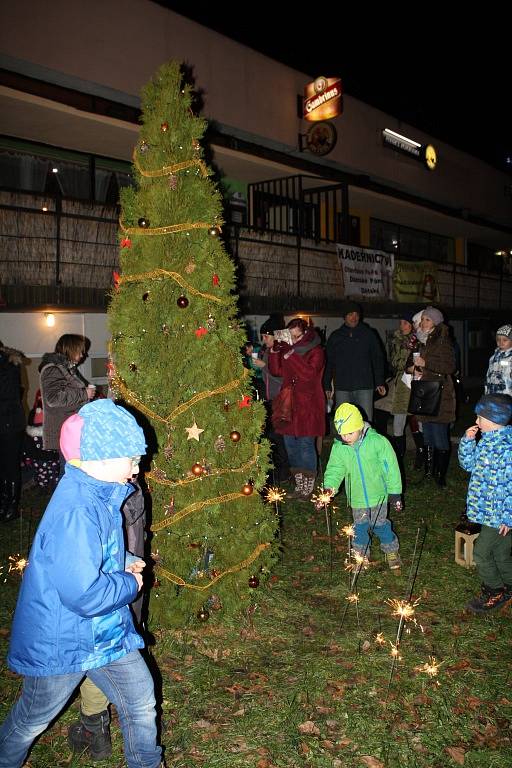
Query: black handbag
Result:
<box><xmin>408</xmin><ymin>379</ymin><xmax>443</xmax><ymax>417</ymax></box>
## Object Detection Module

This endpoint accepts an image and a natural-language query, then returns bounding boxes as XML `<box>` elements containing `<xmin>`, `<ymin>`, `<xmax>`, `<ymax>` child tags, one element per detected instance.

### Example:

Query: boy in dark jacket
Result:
<box><xmin>0</xmin><ymin>399</ymin><xmax>163</xmax><ymax>768</ymax></box>
<box><xmin>458</xmin><ymin>393</ymin><xmax>512</xmax><ymax>614</ymax></box>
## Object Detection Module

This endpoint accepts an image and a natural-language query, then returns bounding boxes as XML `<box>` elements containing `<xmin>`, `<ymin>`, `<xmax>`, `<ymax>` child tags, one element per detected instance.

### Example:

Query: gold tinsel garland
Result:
<box><xmin>111</xmin><ymin>368</ymin><xmax>249</xmax><ymax>424</ymax></box>
<box><xmin>119</xmin><ymin>220</ymin><xmax>213</xmax><ymax>237</ymax></box>
<box><xmin>132</xmin><ymin>150</ymin><xmax>209</xmax><ymax>179</ymax></box>
<box><xmin>153</xmin><ymin>491</ymin><xmax>246</xmax><ymax>530</ymax></box>
<box><xmin>118</xmin><ymin>269</ymin><xmax>225</xmax><ymax>304</ymax></box>
<box><xmin>147</xmin><ymin>444</ymin><xmax>260</xmax><ymax>489</ymax></box>
<box><xmin>155</xmin><ymin>542</ymin><xmax>271</xmax><ymax>590</ymax></box>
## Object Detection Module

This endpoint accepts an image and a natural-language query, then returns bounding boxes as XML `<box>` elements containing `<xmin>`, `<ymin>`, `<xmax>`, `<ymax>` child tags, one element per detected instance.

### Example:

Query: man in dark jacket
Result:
<box><xmin>323</xmin><ymin>302</ymin><xmax>386</xmax><ymax>422</ymax></box>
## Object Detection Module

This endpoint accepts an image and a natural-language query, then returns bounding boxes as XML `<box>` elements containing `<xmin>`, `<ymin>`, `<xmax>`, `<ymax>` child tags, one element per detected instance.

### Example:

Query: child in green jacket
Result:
<box><xmin>322</xmin><ymin>403</ymin><xmax>403</xmax><ymax>569</ymax></box>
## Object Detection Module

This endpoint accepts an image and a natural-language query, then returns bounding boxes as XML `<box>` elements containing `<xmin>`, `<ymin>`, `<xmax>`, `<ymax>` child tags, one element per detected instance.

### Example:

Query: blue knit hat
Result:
<box><xmin>475</xmin><ymin>394</ymin><xmax>512</xmax><ymax>426</ymax></box>
<box><xmin>60</xmin><ymin>399</ymin><xmax>146</xmax><ymax>461</ymax></box>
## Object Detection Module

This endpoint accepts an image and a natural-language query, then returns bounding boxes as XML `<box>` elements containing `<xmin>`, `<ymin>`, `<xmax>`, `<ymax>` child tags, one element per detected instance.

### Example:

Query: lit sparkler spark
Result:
<box><xmin>344</xmin><ymin>552</ymin><xmax>368</xmax><ymax>572</ymax></box>
<box><xmin>375</xmin><ymin>632</ymin><xmax>386</xmax><ymax>646</ymax></box>
<box><xmin>386</xmin><ymin>597</ymin><xmax>420</xmax><ymax>621</ymax></box>
<box><xmin>311</xmin><ymin>490</ymin><xmax>333</xmax><ymax>506</ymax></box>
<box><xmin>341</xmin><ymin>524</ymin><xmax>355</xmax><ymax>538</ymax></box>
<box><xmin>346</xmin><ymin>592</ymin><xmax>359</xmax><ymax>604</ymax></box>
<box><xmin>8</xmin><ymin>555</ymin><xmax>28</xmax><ymax>575</ymax></box>
<box><xmin>265</xmin><ymin>486</ymin><xmax>286</xmax><ymax>504</ymax></box>
<box><xmin>389</xmin><ymin>641</ymin><xmax>402</xmax><ymax>660</ymax></box>
<box><xmin>415</xmin><ymin>656</ymin><xmax>441</xmax><ymax>678</ymax></box>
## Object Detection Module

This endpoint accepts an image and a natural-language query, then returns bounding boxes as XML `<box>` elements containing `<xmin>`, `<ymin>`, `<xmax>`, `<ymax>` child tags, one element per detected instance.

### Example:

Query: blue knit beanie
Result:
<box><xmin>60</xmin><ymin>399</ymin><xmax>146</xmax><ymax>461</ymax></box>
<box><xmin>475</xmin><ymin>394</ymin><xmax>512</xmax><ymax>426</ymax></box>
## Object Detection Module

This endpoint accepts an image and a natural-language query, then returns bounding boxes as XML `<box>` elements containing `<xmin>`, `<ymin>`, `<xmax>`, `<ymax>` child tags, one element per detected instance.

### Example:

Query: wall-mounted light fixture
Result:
<box><xmin>44</xmin><ymin>312</ymin><xmax>55</xmax><ymax>327</ymax></box>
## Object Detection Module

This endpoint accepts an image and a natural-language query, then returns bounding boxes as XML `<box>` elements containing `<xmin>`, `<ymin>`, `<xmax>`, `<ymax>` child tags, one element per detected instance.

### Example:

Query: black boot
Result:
<box><xmin>393</xmin><ymin>435</ymin><xmax>406</xmax><ymax>460</ymax></box>
<box><xmin>424</xmin><ymin>445</ymin><xmax>434</xmax><ymax>479</ymax></box>
<box><xmin>466</xmin><ymin>584</ymin><xmax>512</xmax><ymax>614</ymax></box>
<box><xmin>1</xmin><ymin>480</ymin><xmax>21</xmax><ymax>523</ymax></box>
<box><xmin>412</xmin><ymin>432</ymin><xmax>424</xmax><ymax>470</ymax></box>
<box><xmin>68</xmin><ymin>709</ymin><xmax>112</xmax><ymax>760</ymax></box>
<box><xmin>435</xmin><ymin>449</ymin><xmax>450</xmax><ymax>488</ymax></box>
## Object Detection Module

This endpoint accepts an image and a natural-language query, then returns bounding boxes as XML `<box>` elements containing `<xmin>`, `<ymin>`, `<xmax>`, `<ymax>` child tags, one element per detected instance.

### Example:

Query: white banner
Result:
<box><xmin>336</xmin><ymin>244</ymin><xmax>394</xmax><ymax>300</ymax></box>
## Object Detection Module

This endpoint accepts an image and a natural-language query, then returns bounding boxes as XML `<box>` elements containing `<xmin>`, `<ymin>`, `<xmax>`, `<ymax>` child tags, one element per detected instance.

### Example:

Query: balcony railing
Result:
<box><xmin>1</xmin><ymin>190</ymin><xmax>511</xmax><ymax>314</ymax></box>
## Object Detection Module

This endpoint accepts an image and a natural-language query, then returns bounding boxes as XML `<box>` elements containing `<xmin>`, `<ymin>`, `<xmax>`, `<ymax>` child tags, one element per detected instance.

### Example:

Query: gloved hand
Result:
<box><xmin>315</xmin><ymin>488</ymin><xmax>334</xmax><ymax>509</ymax></box>
<box><xmin>389</xmin><ymin>494</ymin><xmax>403</xmax><ymax>512</ymax></box>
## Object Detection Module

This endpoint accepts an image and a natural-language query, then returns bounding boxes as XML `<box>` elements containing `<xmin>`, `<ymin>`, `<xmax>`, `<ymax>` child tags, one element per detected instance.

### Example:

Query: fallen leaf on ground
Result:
<box><xmin>445</xmin><ymin>746</ymin><xmax>465</xmax><ymax>764</ymax></box>
<box><xmin>360</xmin><ymin>756</ymin><xmax>384</xmax><ymax>768</ymax></box>
<box><xmin>298</xmin><ymin>720</ymin><xmax>320</xmax><ymax>736</ymax></box>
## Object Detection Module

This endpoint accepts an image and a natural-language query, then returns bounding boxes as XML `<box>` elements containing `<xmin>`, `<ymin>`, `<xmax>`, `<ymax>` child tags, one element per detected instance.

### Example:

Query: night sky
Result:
<box><xmin>157</xmin><ymin>3</ymin><xmax>510</xmax><ymax>174</ymax></box>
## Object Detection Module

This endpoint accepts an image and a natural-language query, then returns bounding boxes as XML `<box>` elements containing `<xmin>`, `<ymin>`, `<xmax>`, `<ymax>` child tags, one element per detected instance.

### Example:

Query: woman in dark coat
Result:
<box><xmin>408</xmin><ymin>307</ymin><xmax>456</xmax><ymax>487</ymax></box>
<box><xmin>0</xmin><ymin>341</ymin><xmax>26</xmax><ymax>521</ymax></box>
<box><xmin>268</xmin><ymin>318</ymin><xmax>325</xmax><ymax>500</ymax></box>
<box><xmin>39</xmin><ymin>334</ymin><xmax>95</xmax><ymax>471</ymax></box>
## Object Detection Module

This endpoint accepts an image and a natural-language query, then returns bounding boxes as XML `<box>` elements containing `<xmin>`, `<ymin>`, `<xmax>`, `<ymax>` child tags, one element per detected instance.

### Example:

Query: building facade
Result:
<box><xmin>1</xmin><ymin>0</ymin><xmax>511</xmax><ymax>403</ymax></box>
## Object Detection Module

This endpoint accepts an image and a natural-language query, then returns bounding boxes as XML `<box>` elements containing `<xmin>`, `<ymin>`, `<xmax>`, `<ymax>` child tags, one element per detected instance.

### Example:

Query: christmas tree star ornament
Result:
<box><xmin>185</xmin><ymin>422</ymin><xmax>204</xmax><ymax>441</ymax></box>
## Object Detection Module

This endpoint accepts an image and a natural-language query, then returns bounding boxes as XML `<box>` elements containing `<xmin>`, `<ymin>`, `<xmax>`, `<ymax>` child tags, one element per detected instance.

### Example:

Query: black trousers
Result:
<box><xmin>0</xmin><ymin>430</ymin><xmax>24</xmax><ymax>483</ymax></box>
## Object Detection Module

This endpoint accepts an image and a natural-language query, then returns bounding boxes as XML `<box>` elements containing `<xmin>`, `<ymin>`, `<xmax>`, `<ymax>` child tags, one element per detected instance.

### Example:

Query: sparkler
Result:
<box><xmin>375</xmin><ymin>632</ymin><xmax>386</xmax><ymax>646</ymax></box>
<box><xmin>265</xmin><ymin>487</ymin><xmax>286</xmax><ymax>504</ymax></box>
<box><xmin>311</xmin><ymin>488</ymin><xmax>335</xmax><ymax>581</ymax></box>
<box><xmin>415</xmin><ymin>656</ymin><xmax>441</xmax><ymax>679</ymax></box>
<box><xmin>386</xmin><ymin>525</ymin><xmax>428</xmax><ymax>697</ymax></box>
<box><xmin>8</xmin><ymin>555</ymin><xmax>28</xmax><ymax>575</ymax></box>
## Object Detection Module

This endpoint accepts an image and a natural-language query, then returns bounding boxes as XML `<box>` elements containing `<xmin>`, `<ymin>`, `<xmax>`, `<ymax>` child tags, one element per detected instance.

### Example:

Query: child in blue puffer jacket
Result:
<box><xmin>458</xmin><ymin>393</ymin><xmax>512</xmax><ymax>614</ymax></box>
<box><xmin>0</xmin><ymin>399</ymin><xmax>163</xmax><ymax>768</ymax></box>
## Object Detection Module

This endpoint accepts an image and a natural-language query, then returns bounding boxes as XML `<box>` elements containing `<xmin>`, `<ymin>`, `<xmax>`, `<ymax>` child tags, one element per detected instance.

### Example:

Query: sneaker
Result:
<box><xmin>466</xmin><ymin>585</ymin><xmax>511</xmax><ymax>614</ymax></box>
<box><xmin>385</xmin><ymin>552</ymin><xmax>401</xmax><ymax>570</ymax></box>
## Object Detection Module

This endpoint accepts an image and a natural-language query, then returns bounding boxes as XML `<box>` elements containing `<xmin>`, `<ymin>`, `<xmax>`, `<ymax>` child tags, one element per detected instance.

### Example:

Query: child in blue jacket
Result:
<box><xmin>458</xmin><ymin>393</ymin><xmax>512</xmax><ymax>614</ymax></box>
<box><xmin>0</xmin><ymin>399</ymin><xmax>163</xmax><ymax>768</ymax></box>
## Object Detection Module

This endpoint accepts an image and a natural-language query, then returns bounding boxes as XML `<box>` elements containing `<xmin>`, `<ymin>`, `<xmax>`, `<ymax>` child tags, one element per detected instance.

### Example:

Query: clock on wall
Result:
<box><xmin>306</xmin><ymin>121</ymin><xmax>337</xmax><ymax>156</ymax></box>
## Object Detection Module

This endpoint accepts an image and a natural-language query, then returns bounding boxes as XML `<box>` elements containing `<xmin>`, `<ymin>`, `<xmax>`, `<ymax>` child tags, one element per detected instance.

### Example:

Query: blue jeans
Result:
<box><xmin>352</xmin><ymin>503</ymin><xmax>399</xmax><ymax>555</ymax></box>
<box><xmin>335</xmin><ymin>389</ymin><xmax>374</xmax><ymax>422</ymax></box>
<box><xmin>0</xmin><ymin>651</ymin><xmax>162</xmax><ymax>768</ymax></box>
<box><xmin>422</xmin><ymin>421</ymin><xmax>450</xmax><ymax>450</ymax></box>
<box><xmin>283</xmin><ymin>435</ymin><xmax>317</xmax><ymax>472</ymax></box>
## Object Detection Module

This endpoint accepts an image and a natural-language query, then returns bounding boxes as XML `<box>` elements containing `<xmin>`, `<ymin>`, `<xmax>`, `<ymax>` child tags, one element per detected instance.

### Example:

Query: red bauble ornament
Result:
<box><xmin>160</xmin><ymin>121</ymin><xmax>169</xmax><ymax>132</ymax></box>
<box><xmin>120</xmin><ymin>238</ymin><xmax>132</xmax><ymax>248</ymax></box>
<box><xmin>242</xmin><ymin>482</ymin><xmax>254</xmax><ymax>496</ymax></box>
<box><xmin>191</xmin><ymin>463</ymin><xmax>204</xmax><ymax>477</ymax></box>
<box><xmin>177</xmin><ymin>295</ymin><xmax>189</xmax><ymax>308</ymax></box>
<box><xmin>238</xmin><ymin>395</ymin><xmax>252</xmax><ymax>409</ymax></box>
<box><xmin>248</xmin><ymin>575</ymin><xmax>260</xmax><ymax>588</ymax></box>
<box><xmin>212</xmin><ymin>273</ymin><xmax>220</xmax><ymax>286</ymax></box>
<box><xmin>195</xmin><ymin>327</ymin><xmax>208</xmax><ymax>338</ymax></box>
<box><xmin>229</xmin><ymin>430</ymin><xmax>241</xmax><ymax>443</ymax></box>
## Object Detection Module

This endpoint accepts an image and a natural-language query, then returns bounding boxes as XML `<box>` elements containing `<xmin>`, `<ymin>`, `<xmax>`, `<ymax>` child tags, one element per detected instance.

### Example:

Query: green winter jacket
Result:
<box><xmin>323</xmin><ymin>426</ymin><xmax>402</xmax><ymax>508</ymax></box>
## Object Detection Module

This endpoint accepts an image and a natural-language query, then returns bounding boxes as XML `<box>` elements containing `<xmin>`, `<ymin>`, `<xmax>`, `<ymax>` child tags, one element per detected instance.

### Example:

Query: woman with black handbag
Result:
<box><xmin>406</xmin><ymin>307</ymin><xmax>456</xmax><ymax>487</ymax></box>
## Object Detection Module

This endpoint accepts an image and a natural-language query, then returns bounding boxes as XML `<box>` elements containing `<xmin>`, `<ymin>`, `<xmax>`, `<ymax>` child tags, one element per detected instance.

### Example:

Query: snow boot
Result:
<box><xmin>297</xmin><ymin>471</ymin><xmax>316</xmax><ymax>502</ymax></box>
<box><xmin>385</xmin><ymin>552</ymin><xmax>402</xmax><ymax>570</ymax></box>
<box><xmin>466</xmin><ymin>585</ymin><xmax>512</xmax><ymax>615</ymax></box>
<box><xmin>412</xmin><ymin>431</ymin><xmax>424</xmax><ymax>470</ymax></box>
<box><xmin>287</xmin><ymin>468</ymin><xmax>304</xmax><ymax>499</ymax></box>
<box><xmin>68</xmin><ymin>709</ymin><xmax>112</xmax><ymax>760</ymax></box>
<box><xmin>434</xmin><ymin>449</ymin><xmax>450</xmax><ymax>488</ymax></box>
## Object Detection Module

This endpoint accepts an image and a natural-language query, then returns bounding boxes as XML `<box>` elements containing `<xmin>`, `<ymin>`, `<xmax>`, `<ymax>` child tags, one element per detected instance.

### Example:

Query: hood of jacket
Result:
<box><xmin>38</xmin><ymin>351</ymin><xmax>70</xmax><ymax>372</ymax></box>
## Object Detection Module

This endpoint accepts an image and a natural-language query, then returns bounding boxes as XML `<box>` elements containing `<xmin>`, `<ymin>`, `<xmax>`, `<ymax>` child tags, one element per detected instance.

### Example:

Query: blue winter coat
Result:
<box><xmin>458</xmin><ymin>426</ymin><xmax>512</xmax><ymax>528</ymax></box>
<box><xmin>8</xmin><ymin>464</ymin><xmax>143</xmax><ymax>677</ymax></box>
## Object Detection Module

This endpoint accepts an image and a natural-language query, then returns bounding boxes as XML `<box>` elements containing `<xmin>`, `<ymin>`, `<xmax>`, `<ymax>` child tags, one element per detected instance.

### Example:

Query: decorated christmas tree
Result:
<box><xmin>108</xmin><ymin>62</ymin><xmax>278</xmax><ymax>627</ymax></box>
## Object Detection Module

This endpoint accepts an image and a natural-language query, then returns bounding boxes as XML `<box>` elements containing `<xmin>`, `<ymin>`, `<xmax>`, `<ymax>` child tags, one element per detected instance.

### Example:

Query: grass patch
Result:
<box><xmin>1</xmin><ymin>451</ymin><xmax>512</xmax><ymax>767</ymax></box>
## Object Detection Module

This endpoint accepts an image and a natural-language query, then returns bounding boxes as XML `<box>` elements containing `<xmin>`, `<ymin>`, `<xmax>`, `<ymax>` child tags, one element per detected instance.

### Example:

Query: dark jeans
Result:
<box><xmin>473</xmin><ymin>524</ymin><xmax>512</xmax><ymax>590</ymax></box>
<box><xmin>422</xmin><ymin>421</ymin><xmax>450</xmax><ymax>450</ymax></box>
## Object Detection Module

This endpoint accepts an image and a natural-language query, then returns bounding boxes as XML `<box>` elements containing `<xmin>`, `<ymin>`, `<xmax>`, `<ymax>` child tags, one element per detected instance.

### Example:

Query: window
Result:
<box><xmin>370</xmin><ymin>218</ymin><xmax>454</xmax><ymax>263</ymax></box>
